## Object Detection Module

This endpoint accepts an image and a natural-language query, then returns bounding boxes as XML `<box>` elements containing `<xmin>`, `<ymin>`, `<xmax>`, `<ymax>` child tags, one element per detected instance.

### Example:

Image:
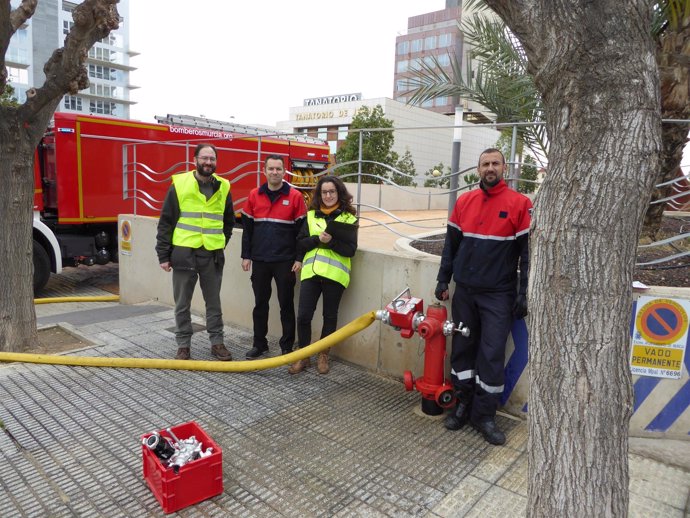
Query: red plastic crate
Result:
<box><xmin>142</xmin><ymin>421</ymin><xmax>223</xmax><ymax>514</ymax></box>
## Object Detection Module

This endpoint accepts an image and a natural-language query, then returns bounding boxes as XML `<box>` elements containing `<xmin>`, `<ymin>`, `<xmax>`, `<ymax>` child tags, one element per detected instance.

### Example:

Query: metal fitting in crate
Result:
<box><xmin>143</xmin><ymin>427</ymin><xmax>214</xmax><ymax>471</ymax></box>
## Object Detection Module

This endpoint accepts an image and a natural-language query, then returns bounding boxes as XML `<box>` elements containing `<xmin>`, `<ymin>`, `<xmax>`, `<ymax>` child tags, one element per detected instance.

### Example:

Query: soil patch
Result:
<box><xmin>35</xmin><ymin>326</ymin><xmax>92</xmax><ymax>354</ymax></box>
<box><xmin>410</xmin><ymin>215</ymin><xmax>690</xmax><ymax>288</ymax></box>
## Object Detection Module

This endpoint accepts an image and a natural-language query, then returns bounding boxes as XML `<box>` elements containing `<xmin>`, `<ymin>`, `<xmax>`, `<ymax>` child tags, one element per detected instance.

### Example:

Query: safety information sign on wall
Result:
<box><xmin>630</xmin><ymin>296</ymin><xmax>689</xmax><ymax>379</ymax></box>
<box><xmin>120</xmin><ymin>219</ymin><xmax>132</xmax><ymax>256</ymax></box>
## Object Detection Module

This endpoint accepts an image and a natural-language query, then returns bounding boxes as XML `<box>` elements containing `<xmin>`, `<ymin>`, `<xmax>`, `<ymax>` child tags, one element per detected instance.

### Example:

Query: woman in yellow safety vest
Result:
<box><xmin>288</xmin><ymin>175</ymin><xmax>358</xmax><ymax>375</ymax></box>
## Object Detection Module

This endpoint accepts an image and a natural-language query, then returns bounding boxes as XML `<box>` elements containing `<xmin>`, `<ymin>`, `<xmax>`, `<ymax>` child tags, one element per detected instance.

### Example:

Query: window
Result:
<box><xmin>409</xmin><ymin>57</ymin><xmax>422</xmax><ymax>71</ymax></box>
<box><xmin>6</xmin><ymin>46</ymin><xmax>29</xmax><ymax>65</ymax></box>
<box><xmin>89</xmin><ymin>84</ymin><xmax>120</xmax><ymax>98</ymax></box>
<box><xmin>7</xmin><ymin>66</ymin><xmax>28</xmax><ymax>84</ymax></box>
<box><xmin>438</xmin><ymin>33</ymin><xmax>452</xmax><ymax>47</ymax></box>
<box><xmin>435</xmin><ymin>96</ymin><xmax>448</xmax><ymax>106</ymax></box>
<box><xmin>396</xmin><ymin>96</ymin><xmax>407</xmax><ymax>104</ymax></box>
<box><xmin>13</xmin><ymin>86</ymin><xmax>27</xmax><ymax>103</ymax></box>
<box><xmin>89</xmin><ymin>46</ymin><xmax>114</xmax><ymax>62</ymax></box>
<box><xmin>396</xmin><ymin>79</ymin><xmax>408</xmax><ymax>92</ymax></box>
<box><xmin>63</xmin><ymin>95</ymin><xmax>82</xmax><ymax>111</ymax></box>
<box><xmin>63</xmin><ymin>20</ymin><xmax>74</xmax><ymax>35</ymax></box>
<box><xmin>15</xmin><ymin>27</ymin><xmax>28</xmax><ymax>42</ymax></box>
<box><xmin>410</xmin><ymin>39</ymin><xmax>423</xmax><ymax>52</ymax></box>
<box><xmin>90</xmin><ymin>100</ymin><xmax>118</xmax><ymax>115</ymax></box>
<box><xmin>396</xmin><ymin>40</ymin><xmax>409</xmax><ymax>55</ymax></box>
<box><xmin>88</xmin><ymin>65</ymin><xmax>117</xmax><ymax>81</ymax></box>
<box><xmin>318</xmin><ymin>127</ymin><xmax>327</xmax><ymax>140</ymax></box>
<box><xmin>437</xmin><ymin>54</ymin><xmax>451</xmax><ymax>67</ymax></box>
<box><xmin>421</xmin><ymin>99</ymin><xmax>433</xmax><ymax>108</ymax></box>
<box><xmin>328</xmin><ymin>141</ymin><xmax>337</xmax><ymax>155</ymax></box>
<box><xmin>337</xmin><ymin>126</ymin><xmax>348</xmax><ymax>140</ymax></box>
<box><xmin>100</xmin><ymin>34</ymin><xmax>118</xmax><ymax>46</ymax></box>
<box><xmin>424</xmin><ymin>36</ymin><xmax>437</xmax><ymax>50</ymax></box>
<box><xmin>423</xmin><ymin>56</ymin><xmax>436</xmax><ymax>68</ymax></box>
<box><xmin>396</xmin><ymin>60</ymin><xmax>408</xmax><ymax>73</ymax></box>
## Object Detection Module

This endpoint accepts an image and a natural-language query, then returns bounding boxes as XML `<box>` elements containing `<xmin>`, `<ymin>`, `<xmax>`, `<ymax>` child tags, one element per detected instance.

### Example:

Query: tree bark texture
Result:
<box><xmin>486</xmin><ymin>1</ymin><xmax>661</xmax><ymax>516</ymax></box>
<box><xmin>0</xmin><ymin>0</ymin><xmax>119</xmax><ymax>352</ymax></box>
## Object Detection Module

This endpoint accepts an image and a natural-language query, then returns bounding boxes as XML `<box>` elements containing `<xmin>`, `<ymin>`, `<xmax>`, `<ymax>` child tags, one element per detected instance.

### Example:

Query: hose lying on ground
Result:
<box><xmin>34</xmin><ymin>295</ymin><xmax>120</xmax><ymax>304</ymax></box>
<box><xmin>0</xmin><ymin>311</ymin><xmax>377</xmax><ymax>372</ymax></box>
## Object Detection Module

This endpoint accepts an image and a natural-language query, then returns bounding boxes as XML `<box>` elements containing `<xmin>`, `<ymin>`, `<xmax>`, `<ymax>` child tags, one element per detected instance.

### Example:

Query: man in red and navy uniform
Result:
<box><xmin>436</xmin><ymin>148</ymin><xmax>532</xmax><ymax>445</ymax></box>
<box><xmin>241</xmin><ymin>155</ymin><xmax>306</xmax><ymax>359</ymax></box>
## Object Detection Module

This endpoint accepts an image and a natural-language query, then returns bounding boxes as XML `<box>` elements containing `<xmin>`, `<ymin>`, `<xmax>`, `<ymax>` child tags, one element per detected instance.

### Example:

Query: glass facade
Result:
<box><xmin>6</xmin><ymin>0</ymin><xmax>134</xmax><ymax>119</ymax></box>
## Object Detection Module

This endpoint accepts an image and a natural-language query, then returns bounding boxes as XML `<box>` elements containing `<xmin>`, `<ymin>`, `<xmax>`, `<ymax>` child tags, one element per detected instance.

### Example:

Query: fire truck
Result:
<box><xmin>32</xmin><ymin>113</ymin><xmax>330</xmax><ymax>292</ymax></box>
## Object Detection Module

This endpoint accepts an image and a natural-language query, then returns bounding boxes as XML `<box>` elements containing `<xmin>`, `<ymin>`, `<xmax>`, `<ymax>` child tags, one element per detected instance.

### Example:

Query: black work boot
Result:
<box><xmin>245</xmin><ymin>345</ymin><xmax>268</xmax><ymax>360</ymax></box>
<box><xmin>444</xmin><ymin>400</ymin><xmax>470</xmax><ymax>431</ymax></box>
<box><xmin>444</xmin><ymin>387</ymin><xmax>472</xmax><ymax>431</ymax></box>
<box><xmin>471</xmin><ymin>419</ymin><xmax>506</xmax><ymax>445</ymax></box>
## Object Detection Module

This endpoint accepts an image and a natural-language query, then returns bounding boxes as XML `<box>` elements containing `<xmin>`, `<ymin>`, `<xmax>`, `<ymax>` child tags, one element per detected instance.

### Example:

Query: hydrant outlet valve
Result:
<box><xmin>443</xmin><ymin>320</ymin><xmax>470</xmax><ymax>337</ymax></box>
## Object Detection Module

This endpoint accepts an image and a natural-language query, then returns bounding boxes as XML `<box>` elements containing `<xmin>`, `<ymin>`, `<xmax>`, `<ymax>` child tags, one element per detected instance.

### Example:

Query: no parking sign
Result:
<box><xmin>631</xmin><ymin>296</ymin><xmax>689</xmax><ymax>379</ymax></box>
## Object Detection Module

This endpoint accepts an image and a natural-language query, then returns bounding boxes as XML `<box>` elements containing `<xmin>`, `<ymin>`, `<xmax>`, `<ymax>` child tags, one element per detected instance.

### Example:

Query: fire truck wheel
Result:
<box><xmin>33</xmin><ymin>240</ymin><xmax>51</xmax><ymax>294</ymax></box>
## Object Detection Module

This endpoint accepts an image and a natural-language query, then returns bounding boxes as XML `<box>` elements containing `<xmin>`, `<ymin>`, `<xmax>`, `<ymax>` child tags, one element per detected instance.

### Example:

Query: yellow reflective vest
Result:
<box><xmin>301</xmin><ymin>210</ymin><xmax>357</xmax><ymax>288</ymax></box>
<box><xmin>171</xmin><ymin>171</ymin><xmax>230</xmax><ymax>250</ymax></box>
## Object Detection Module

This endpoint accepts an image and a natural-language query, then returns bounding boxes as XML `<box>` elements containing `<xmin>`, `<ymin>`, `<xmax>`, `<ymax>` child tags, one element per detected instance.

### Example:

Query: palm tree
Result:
<box><xmin>645</xmin><ymin>1</ymin><xmax>690</xmax><ymax>237</ymax></box>
<box><xmin>406</xmin><ymin>2</ymin><xmax>546</xmax><ymax>161</ymax></box>
<box><xmin>408</xmin><ymin>0</ymin><xmax>690</xmax><ymax>237</ymax></box>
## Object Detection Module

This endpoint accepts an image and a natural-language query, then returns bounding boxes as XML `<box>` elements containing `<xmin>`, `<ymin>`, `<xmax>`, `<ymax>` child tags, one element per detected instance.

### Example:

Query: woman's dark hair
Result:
<box><xmin>309</xmin><ymin>175</ymin><xmax>356</xmax><ymax>215</ymax></box>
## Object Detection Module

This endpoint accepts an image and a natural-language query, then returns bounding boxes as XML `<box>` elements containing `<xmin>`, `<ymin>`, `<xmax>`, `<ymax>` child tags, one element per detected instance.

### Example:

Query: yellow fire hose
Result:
<box><xmin>0</xmin><ymin>311</ymin><xmax>376</xmax><ymax>372</ymax></box>
<box><xmin>34</xmin><ymin>295</ymin><xmax>120</xmax><ymax>304</ymax></box>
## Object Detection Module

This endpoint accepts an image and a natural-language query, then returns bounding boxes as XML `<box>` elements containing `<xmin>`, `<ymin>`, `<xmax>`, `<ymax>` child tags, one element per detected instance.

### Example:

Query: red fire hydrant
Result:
<box><xmin>376</xmin><ymin>287</ymin><xmax>469</xmax><ymax>415</ymax></box>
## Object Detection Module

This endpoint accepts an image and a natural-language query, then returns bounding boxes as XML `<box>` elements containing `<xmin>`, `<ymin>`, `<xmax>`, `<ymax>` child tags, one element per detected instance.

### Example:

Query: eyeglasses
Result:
<box><xmin>321</xmin><ymin>189</ymin><xmax>337</xmax><ymax>196</ymax></box>
<box><xmin>197</xmin><ymin>156</ymin><xmax>217</xmax><ymax>162</ymax></box>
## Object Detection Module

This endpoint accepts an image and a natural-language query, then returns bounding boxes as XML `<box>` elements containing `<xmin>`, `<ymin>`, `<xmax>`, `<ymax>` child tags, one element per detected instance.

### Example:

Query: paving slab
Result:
<box><xmin>4</xmin><ymin>254</ymin><xmax>690</xmax><ymax>516</ymax></box>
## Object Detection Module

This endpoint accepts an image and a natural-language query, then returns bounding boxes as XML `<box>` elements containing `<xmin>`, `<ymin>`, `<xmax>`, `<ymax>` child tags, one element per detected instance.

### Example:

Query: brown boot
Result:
<box><xmin>175</xmin><ymin>347</ymin><xmax>191</xmax><ymax>360</ymax></box>
<box><xmin>211</xmin><ymin>343</ymin><xmax>232</xmax><ymax>361</ymax></box>
<box><xmin>316</xmin><ymin>351</ymin><xmax>330</xmax><ymax>375</ymax></box>
<box><xmin>287</xmin><ymin>357</ymin><xmax>311</xmax><ymax>374</ymax></box>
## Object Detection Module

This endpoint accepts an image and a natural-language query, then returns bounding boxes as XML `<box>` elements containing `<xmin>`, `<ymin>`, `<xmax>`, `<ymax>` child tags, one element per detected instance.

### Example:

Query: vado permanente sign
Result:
<box><xmin>630</xmin><ymin>296</ymin><xmax>690</xmax><ymax>379</ymax></box>
<box><xmin>304</xmin><ymin>93</ymin><xmax>362</xmax><ymax>106</ymax></box>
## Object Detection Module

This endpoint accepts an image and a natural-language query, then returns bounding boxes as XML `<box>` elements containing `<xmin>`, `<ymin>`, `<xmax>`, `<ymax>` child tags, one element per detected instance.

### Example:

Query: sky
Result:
<box><xmin>127</xmin><ymin>2</ymin><xmax>689</xmax><ymax>170</ymax></box>
<box><xmin>128</xmin><ymin>1</ymin><xmax>446</xmax><ymax>127</ymax></box>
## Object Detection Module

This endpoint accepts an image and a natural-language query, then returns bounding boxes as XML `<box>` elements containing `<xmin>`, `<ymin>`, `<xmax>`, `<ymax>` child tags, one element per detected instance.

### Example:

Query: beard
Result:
<box><xmin>481</xmin><ymin>172</ymin><xmax>501</xmax><ymax>188</ymax></box>
<box><xmin>196</xmin><ymin>163</ymin><xmax>216</xmax><ymax>177</ymax></box>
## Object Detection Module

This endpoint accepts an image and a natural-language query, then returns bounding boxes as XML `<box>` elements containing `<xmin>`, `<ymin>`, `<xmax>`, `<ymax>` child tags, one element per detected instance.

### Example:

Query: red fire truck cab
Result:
<box><xmin>32</xmin><ymin>113</ymin><xmax>330</xmax><ymax>292</ymax></box>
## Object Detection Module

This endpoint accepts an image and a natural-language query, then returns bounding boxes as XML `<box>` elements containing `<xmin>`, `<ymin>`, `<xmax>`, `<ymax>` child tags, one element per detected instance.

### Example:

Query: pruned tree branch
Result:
<box><xmin>18</xmin><ymin>0</ymin><xmax>119</xmax><ymax>120</ymax></box>
<box><xmin>1</xmin><ymin>1</ymin><xmax>37</xmax><ymax>91</ymax></box>
<box><xmin>10</xmin><ymin>0</ymin><xmax>37</xmax><ymax>30</ymax></box>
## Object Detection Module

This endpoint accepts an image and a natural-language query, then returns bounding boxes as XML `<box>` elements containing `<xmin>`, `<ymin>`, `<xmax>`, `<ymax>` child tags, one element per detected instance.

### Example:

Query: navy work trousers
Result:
<box><xmin>450</xmin><ymin>285</ymin><xmax>514</xmax><ymax>423</ymax></box>
<box><xmin>250</xmin><ymin>260</ymin><xmax>296</xmax><ymax>352</ymax></box>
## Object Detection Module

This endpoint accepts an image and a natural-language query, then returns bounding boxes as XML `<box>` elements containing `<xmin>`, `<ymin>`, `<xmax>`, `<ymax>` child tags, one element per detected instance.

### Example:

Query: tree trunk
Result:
<box><xmin>0</xmin><ymin>111</ymin><xmax>41</xmax><ymax>352</ymax></box>
<box><xmin>1</xmin><ymin>0</ymin><xmax>119</xmax><ymax>352</ymax></box>
<box><xmin>486</xmin><ymin>2</ymin><xmax>661</xmax><ymax>516</ymax></box>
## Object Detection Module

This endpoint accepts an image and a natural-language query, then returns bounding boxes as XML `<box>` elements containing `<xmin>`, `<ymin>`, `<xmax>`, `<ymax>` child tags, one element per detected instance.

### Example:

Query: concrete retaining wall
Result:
<box><xmin>118</xmin><ymin>214</ymin><xmax>690</xmax><ymax>440</ymax></box>
<box><xmin>346</xmin><ymin>183</ymin><xmax>448</xmax><ymax>212</ymax></box>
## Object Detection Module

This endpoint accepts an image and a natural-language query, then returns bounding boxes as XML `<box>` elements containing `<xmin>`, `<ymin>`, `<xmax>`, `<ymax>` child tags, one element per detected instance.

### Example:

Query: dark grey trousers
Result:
<box><xmin>172</xmin><ymin>255</ymin><xmax>224</xmax><ymax>348</ymax></box>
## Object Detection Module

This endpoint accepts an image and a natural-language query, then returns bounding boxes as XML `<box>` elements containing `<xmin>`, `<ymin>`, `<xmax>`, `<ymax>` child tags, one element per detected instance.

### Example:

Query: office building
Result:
<box><xmin>278</xmin><ymin>95</ymin><xmax>498</xmax><ymax>178</ymax></box>
<box><xmin>393</xmin><ymin>0</ymin><xmax>492</xmax><ymax>123</ymax></box>
<box><xmin>6</xmin><ymin>0</ymin><xmax>136</xmax><ymax>119</ymax></box>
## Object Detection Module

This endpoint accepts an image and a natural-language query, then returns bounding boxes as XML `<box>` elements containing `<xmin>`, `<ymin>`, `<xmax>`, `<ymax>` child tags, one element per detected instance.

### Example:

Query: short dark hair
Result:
<box><xmin>264</xmin><ymin>154</ymin><xmax>284</xmax><ymax>167</ymax></box>
<box><xmin>194</xmin><ymin>143</ymin><xmax>217</xmax><ymax>158</ymax></box>
<box><xmin>478</xmin><ymin>148</ymin><xmax>505</xmax><ymax>165</ymax></box>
